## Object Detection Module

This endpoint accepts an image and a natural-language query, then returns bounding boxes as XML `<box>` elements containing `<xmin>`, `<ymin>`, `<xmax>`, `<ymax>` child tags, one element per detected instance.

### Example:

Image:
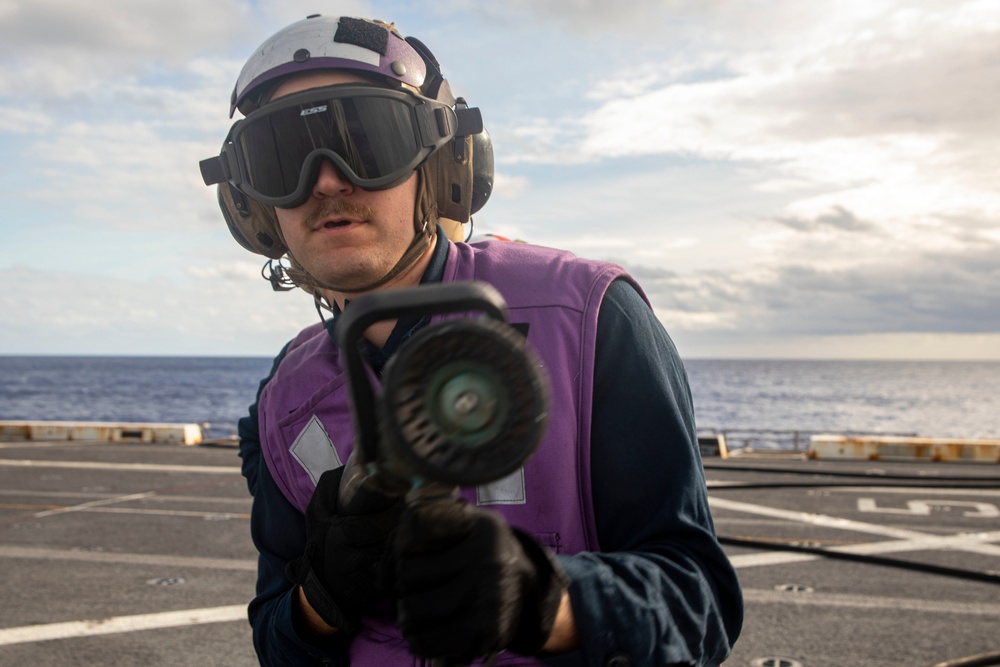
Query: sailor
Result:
<box><xmin>201</xmin><ymin>15</ymin><xmax>743</xmax><ymax>666</ymax></box>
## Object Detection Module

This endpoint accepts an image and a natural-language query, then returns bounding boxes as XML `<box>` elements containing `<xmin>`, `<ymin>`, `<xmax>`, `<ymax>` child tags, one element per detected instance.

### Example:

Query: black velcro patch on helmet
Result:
<box><xmin>334</xmin><ymin>17</ymin><xmax>389</xmax><ymax>56</ymax></box>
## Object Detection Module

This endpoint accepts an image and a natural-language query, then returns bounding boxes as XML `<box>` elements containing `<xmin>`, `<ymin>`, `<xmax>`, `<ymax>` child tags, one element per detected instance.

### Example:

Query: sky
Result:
<box><xmin>1</xmin><ymin>0</ymin><xmax>998</xmax><ymax>360</ymax></box>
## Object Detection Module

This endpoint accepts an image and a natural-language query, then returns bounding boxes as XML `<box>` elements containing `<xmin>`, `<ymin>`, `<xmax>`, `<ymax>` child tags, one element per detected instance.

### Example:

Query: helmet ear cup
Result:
<box><xmin>427</xmin><ymin>136</ymin><xmax>473</xmax><ymax>223</ymax></box>
<box><xmin>427</xmin><ymin>128</ymin><xmax>494</xmax><ymax>223</ymax></box>
<box><xmin>217</xmin><ymin>183</ymin><xmax>286</xmax><ymax>259</ymax></box>
<box><xmin>404</xmin><ymin>35</ymin><xmax>494</xmax><ymax>223</ymax></box>
<box><xmin>470</xmin><ymin>128</ymin><xmax>494</xmax><ymax>216</ymax></box>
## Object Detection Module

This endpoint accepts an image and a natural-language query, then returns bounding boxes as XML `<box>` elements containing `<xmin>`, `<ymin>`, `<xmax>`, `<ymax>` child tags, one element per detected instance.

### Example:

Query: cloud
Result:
<box><xmin>424</xmin><ymin>0</ymin><xmax>655</xmax><ymax>29</ymax></box>
<box><xmin>0</xmin><ymin>0</ymin><xmax>245</xmax><ymax>55</ymax></box>
<box><xmin>0</xmin><ymin>2</ymin><xmax>384</xmax><ymax>238</ymax></box>
<box><xmin>1</xmin><ymin>60</ymin><xmax>245</xmax><ymax>235</ymax></box>
<box><xmin>491</xmin><ymin>171</ymin><xmax>530</xmax><ymax>199</ymax></box>
<box><xmin>623</xmin><ymin>229</ymin><xmax>1000</xmax><ymax>340</ymax></box>
<box><xmin>485</xmin><ymin>0</ymin><xmax>1000</xmax><ymax>281</ymax></box>
<box><xmin>0</xmin><ymin>265</ymin><xmax>319</xmax><ymax>355</ymax></box>
<box><xmin>492</xmin><ymin>2</ymin><xmax>999</xmax><ymax>181</ymax></box>
<box><xmin>0</xmin><ymin>105</ymin><xmax>52</xmax><ymax>134</ymax></box>
<box><xmin>0</xmin><ymin>1</ymin><xmax>248</xmax><ymax>101</ymax></box>
<box><xmin>429</xmin><ymin>0</ymin><xmax>840</xmax><ymax>40</ymax></box>
<box><xmin>677</xmin><ymin>330</ymin><xmax>1000</xmax><ymax>361</ymax></box>
<box><xmin>487</xmin><ymin>0</ymin><xmax>1000</xmax><ymax>351</ymax></box>
<box><xmin>1</xmin><ymin>0</ymin><xmax>997</xmax><ymax>359</ymax></box>
<box><xmin>775</xmin><ymin>205</ymin><xmax>875</xmax><ymax>233</ymax></box>
<box><xmin>18</xmin><ymin>120</ymin><xmax>223</xmax><ymax>231</ymax></box>
<box><xmin>186</xmin><ymin>262</ymin><xmax>263</xmax><ymax>282</ymax></box>
<box><xmin>253</xmin><ymin>1</ymin><xmax>375</xmax><ymax>29</ymax></box>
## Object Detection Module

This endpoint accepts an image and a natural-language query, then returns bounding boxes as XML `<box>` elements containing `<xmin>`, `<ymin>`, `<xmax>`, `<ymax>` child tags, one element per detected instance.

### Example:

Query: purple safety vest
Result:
<box><xmin>258</xmin><ymin>239</ymin><xmax>640</xmax><ymax>665</ymax></box>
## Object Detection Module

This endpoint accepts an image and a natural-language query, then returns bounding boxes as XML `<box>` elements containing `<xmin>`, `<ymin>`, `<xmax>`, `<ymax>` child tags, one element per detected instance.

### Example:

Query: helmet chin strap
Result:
<box><xmin>280</xmin><ymin>164</ymin><xmax>438</xmax><ymax>297</ymax></box>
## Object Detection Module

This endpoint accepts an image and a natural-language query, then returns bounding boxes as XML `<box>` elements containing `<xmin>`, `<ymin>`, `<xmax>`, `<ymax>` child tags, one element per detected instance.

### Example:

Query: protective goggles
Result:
<box><xmin>200</xmin><ymin>84</ymin><xmax>481</xmax><ymax>209</ymax></box>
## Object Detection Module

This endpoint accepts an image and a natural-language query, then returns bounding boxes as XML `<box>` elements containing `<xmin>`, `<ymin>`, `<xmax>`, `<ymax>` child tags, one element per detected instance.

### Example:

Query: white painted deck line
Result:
<box><xmin>0</xmin><ymin>545</ymin><xmax>256</xmax><ymax>571</ymax></box>
<box><xmin>742</xmin><ymin>588</ymin><xmax>1000</xmax><ymax>616</ymax></box>
<box><xmin>709</xmin><ymin>495</ymin><xmax>1000</xmax><ymax>568</ymax></box>
<box><xmin>0</xmin><ymin>459</ymin><xmax>240</xmax><ymax>474</ymax></box>
<box><xmin>0</xmin><ymin>606</ymin><xmax>247</xmax><ymax>646</ymax></box>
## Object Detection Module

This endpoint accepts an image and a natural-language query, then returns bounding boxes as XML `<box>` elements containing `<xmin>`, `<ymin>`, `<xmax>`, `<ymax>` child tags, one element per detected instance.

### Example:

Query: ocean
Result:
<box><xmin>684</xmin><ymin>358</ymin><xmax>999</xmax><ymax>448</ymax></box>
<box><xmin>1</xmin><ymin>356</ymin><xmax>997</xmax><ymax>448</ymax></box>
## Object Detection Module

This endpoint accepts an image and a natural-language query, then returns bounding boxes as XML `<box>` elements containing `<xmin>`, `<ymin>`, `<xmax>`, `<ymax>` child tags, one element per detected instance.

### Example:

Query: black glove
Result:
<box><xmin>388</xmin><ymin>495</ymin><xmax>568</xmax><ymax>662</ymax></box>
<box><xmin>286</xmin><ymin>465</ymin><xmax>403</xmax><ymax>635</ymax></box>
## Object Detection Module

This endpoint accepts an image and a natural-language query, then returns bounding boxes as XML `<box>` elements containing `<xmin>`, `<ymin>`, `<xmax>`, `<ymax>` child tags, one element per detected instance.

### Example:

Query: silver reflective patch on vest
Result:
<box><xmin>477</xmin><ymin>467</ymin><xmax>526</xmax><ymax>505</ymax></box>
<box><xmin>290</xmin><ymin>415</ymin><xmax>343</xmax><ymax>485</ymax></box>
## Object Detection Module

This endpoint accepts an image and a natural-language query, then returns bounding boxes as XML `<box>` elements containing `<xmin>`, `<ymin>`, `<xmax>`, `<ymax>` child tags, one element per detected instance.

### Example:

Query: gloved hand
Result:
<box><xmin>286</xmin><ymin>465</ymin><xmax>403</xmax><ymax>636</ymax></box>
<box><xmin>387</xmin><ymin>495</ymin><xmax>568</xmax><ymax>662</ymax></box>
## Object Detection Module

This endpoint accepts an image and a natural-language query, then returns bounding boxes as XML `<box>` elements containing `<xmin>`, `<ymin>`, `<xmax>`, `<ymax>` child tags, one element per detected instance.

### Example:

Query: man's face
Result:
<box><xmin>269</xmin><ymin>71</ymin><xmax>420</xmax><ymax>294</ymax></box>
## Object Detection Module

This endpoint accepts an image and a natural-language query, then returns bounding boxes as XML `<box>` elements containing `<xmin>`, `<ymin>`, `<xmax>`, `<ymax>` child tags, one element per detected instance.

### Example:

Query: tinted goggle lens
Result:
<box><xmin>237</xmin><ymin>94</ymin><xmax>422</xmax><ymax>198</ymax></box>
<box><xmin>198</xmin><ymin>85</ymin><xmax>462</xmax><ymax>208</ymax></box>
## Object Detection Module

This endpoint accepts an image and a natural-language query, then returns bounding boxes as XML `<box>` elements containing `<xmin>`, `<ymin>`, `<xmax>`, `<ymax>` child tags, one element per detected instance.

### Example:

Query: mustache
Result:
<box><xmin>303</xmin><ymin>199</ymin><xmax>375</xmax><ymax>228</ymax></box>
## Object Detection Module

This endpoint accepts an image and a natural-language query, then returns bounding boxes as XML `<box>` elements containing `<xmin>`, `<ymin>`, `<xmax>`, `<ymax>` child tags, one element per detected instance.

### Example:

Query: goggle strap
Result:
<box><xmin>433</xmin><ymin>107</ymin><xmax>453</xmax><ymax>141</ymax></box>
<box><xmin>200</xmin><ymin>138</ymin><xmax>241</xmax><ymax>187</ymax></box>
<box><xmin>199</xmin><ymin>155</ymin><xmax>227</xmax><ymax>185</ymax></box>
<box><xmin>412</xmin><ymin>102</ymin><xmax>458</xmax><ymax>149</ymax></box>
<box><xmin>455</xmin><ymin>104</ymin><xmax>484</xmax><ymax>137</ymax></box>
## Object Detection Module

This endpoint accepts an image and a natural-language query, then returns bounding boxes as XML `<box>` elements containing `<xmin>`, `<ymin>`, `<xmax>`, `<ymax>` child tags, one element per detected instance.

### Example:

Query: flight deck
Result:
<box><xmin>1</xmin><ymin>437</ymin><xmax>997</xmax><ymax>666</ymax></box>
